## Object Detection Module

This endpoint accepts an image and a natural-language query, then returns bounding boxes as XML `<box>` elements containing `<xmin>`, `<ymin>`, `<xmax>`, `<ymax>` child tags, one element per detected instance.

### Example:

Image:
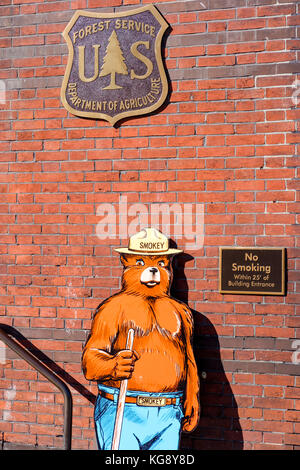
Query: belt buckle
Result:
<box><xmin>137</xmin><ymin>396</ymin><xmax>167</xmax><ymax>407</ymax></box>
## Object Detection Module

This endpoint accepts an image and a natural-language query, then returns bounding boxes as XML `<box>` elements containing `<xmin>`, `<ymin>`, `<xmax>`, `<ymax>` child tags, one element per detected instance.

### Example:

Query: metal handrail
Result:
<box><xmin>0</xmin><ymin>324</ymin><xmax>72</xmax><ymax>450</ymax></box>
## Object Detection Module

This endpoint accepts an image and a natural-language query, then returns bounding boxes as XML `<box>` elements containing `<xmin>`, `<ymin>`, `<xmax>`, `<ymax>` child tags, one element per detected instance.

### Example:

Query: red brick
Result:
<box><xmin>226</xmin><ymin>42</ymin><xmax>265</xmax><ymax>54</ymax></box>
<box><xmin>284</xmin><ymin>434</ymin><xmax>300</xmax><ymax>446</ymax></box>
<box><xmin>169</xmin><ymin>46</ymin><xmax>205</xmax><ymax>58</ymax></box>
<box><xmin>228</xmin><ymin>18</ymin><xmax>266</xmax><ymax>30</ymax></box>
<box><xmin>257</xmin><ymin>4</ymin><xmax>295</xmax><ymax>17</ymax></box>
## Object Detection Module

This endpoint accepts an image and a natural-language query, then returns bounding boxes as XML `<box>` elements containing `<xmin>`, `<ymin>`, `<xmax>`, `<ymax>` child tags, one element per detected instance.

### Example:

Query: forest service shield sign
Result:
<box><xmin>61</xmin><ymin>6</ymin><xmax>169</xmax><ymax>125</ymax></box>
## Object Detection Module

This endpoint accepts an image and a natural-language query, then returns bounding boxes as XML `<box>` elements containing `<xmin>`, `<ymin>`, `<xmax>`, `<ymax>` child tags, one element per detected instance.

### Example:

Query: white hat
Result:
<box><xmin>114</xmin><ymin>227</ymin><xmax>182</xmax><ymax>256</ymax></box>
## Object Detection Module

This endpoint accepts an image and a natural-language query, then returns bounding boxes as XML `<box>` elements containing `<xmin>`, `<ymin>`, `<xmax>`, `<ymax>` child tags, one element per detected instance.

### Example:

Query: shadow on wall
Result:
<box><xmin>170</xmin><ymin>252</ymin><xmax>244</xmax><ymax>450</ymax></box>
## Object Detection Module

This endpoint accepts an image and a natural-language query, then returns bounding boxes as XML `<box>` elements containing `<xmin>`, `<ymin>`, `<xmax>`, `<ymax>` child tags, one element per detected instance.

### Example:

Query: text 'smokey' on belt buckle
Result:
<box><xmin>137</xmin><ymin>396</ymin><xmax>167</xmax><ymax>407</ymax></box>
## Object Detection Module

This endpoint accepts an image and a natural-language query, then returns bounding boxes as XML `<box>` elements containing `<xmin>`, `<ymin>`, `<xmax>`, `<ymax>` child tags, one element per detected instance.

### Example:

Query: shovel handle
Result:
<box><xmin>111</xmin><ymin>328</ymin><xmax>135</xmax><ymax>450</ymax></box>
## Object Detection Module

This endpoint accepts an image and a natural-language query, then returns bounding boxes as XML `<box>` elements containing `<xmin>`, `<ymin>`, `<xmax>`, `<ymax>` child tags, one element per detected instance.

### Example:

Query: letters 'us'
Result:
<box><xmin>61</xmin><ymin>6</ymin><xmax>169</xmax><ymax>125</ymax></box>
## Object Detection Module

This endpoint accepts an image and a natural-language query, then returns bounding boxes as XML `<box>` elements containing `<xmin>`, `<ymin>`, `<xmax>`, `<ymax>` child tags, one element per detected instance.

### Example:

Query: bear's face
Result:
<box><xmin>120</xmin><ymin>254</ymin><xmax>172</xmax><ymax>297</ymax></box>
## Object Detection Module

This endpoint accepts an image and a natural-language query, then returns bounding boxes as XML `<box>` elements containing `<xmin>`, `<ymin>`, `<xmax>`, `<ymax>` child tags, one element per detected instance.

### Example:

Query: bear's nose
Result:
<box><xmin>150</xmin><ymin>267</ymin><xmax>158</xmax><ymax>274</ymax></box>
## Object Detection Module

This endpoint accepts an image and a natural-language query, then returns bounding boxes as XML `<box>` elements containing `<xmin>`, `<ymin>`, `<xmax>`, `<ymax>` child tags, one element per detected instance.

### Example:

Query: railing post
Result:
<box><xmin>0</xmin><ymin>325</ymin><xmax>72</xmax><ymax>450</ymax></box>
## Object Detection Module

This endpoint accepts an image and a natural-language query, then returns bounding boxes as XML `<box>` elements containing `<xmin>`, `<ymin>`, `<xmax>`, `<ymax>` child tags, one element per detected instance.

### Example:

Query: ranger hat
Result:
<box><xmin>114</xmin><ymin>227</ymin><xmax>182</xmax><ymax>256</ymax></box>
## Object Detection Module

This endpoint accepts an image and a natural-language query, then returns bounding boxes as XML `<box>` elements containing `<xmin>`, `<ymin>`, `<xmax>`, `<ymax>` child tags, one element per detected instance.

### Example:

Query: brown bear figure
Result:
<box><xmin>82</xmin><ymin>227</ymin><xmax>200</xmax><ymax>450</ymax></box>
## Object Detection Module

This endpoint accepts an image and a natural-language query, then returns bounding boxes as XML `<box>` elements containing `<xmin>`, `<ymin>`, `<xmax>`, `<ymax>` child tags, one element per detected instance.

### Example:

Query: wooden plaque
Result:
<box><xmin>219</xmin><ymin>247</ymin><xmax>286</xmax><ymax>296</ymax></box>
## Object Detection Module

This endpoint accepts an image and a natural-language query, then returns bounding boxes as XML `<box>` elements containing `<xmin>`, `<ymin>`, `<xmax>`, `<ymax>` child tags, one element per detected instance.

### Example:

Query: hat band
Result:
<box><xmin>129</xmin><ymin>240</ymin><xmax>168</xmax><ymax>253</ymax></box>
<box><xmin>129</xmin><ymin>248</ymin><xmax>168</xmax><ymax>253</ymax></box>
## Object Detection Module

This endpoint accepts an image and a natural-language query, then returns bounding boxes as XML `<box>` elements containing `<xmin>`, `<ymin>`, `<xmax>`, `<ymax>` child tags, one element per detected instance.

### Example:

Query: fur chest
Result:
<box><xmin>121</xmin><ymin>295</ymin><xmax>182</xmax><ymax>338</ymax></box>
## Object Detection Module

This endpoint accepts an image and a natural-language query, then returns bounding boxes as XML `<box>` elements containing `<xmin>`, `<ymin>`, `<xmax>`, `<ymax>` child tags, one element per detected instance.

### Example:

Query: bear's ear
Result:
<box><xmin>120</xmin><ymin>254</ymin><xmax>131</xmax><ymax>266</ymax></box>
<box><xmin>120</xmin><ymin>254</ymin><xmax>127</xmax><ymax>266</ymax></box>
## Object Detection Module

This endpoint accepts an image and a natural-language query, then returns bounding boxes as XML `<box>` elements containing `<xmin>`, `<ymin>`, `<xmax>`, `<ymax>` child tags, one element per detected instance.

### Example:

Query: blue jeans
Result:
<box><xmin>94</xmin><ymin>384</ymin><xmax>184</xmax><ymax>450</ymax></box>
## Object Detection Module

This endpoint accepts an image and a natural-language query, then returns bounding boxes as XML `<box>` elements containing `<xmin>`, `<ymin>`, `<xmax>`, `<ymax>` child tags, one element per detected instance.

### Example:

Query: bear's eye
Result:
<box><xmin>136</xmin><ymin>259</ymin><xmax>145</xmax><ymax>266</ymax></box>
<box><xmin>158</xmin><ymin>260</ymin><xmax>165</xmax><ymax>267</ymax></box>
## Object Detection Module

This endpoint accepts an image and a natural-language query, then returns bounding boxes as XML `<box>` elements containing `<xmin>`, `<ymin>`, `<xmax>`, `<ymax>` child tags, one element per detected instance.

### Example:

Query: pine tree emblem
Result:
<box><xmin>100</xmin><ymin>30</ymin><xmax>128</xmax><ymax>90</ymax></box>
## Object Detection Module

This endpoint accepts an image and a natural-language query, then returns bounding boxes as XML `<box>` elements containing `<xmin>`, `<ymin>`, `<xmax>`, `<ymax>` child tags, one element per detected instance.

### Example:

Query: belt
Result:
<box><xmin>99</xmin><ymin>390</ymin><xmax>183</xmax><ymax>407</ymax></box>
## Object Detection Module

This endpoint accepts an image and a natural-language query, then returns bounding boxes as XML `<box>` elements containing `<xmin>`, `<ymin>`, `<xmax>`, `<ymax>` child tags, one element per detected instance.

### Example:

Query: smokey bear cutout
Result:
<box><xmin>82</xmin><ymin>228</ymin><xmax>200</xmax><ymax>450</ymax></box>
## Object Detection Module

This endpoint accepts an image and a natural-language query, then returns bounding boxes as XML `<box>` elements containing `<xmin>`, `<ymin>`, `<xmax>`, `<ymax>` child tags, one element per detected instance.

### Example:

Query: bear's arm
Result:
<box><xmin>176</xmin><ymin>302</ymin><xmax>200</xmax><ymax>432</ymax></box>
<box><xmin>82</xmin><ymin>298</ymin><xmax>121</xmax><ymax>381</ymax></box>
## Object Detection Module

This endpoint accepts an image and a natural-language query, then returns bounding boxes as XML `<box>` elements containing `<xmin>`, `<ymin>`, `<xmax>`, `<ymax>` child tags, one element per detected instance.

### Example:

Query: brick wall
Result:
<box><xmin>0</xmin><ymin>0</ymin><xmax>299</xmax><ymax>450</ymax></box>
